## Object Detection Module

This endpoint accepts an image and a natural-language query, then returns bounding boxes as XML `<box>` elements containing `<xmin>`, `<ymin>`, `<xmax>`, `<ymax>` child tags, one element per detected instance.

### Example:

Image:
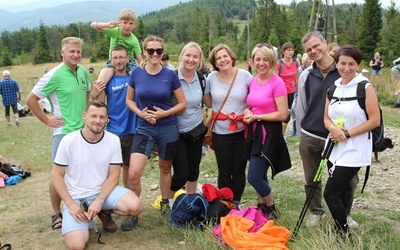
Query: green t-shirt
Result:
<box><xmin>105</xmin><ymin>27</ymin><xmax>142</xmax><ymax>59</ymax></box>
<box><xmin>32</xmin><ymin>63</ymin><xmax>90</xmax><ymax>135</ymax></box>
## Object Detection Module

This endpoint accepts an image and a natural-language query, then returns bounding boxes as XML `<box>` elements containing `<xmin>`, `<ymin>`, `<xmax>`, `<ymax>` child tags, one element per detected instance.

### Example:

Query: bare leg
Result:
<box><xmin>97</xmin><ymin>67</ymin><xmax>114</xmax><ymax>85</ymax></box>
<box><xmin>122</xmin><ymin>165</ymin><xmax>129</xmax><ymax>188</ymax></box>
<box><xmin>50</xmin><ymin>178</ymin><xmax>62</xmax><ymax>214</ymax></box>
<box><xmin>158</xmin><ymin>158</ymin><xmax>172</xmax><ymax>199</ymax></box>
<box><xmin>185</xmin><ymin>181</ymin><xmax>198</xmax><ymax>194</ymax></box>
<box><xmin>63</xmin><ymin>230</ymin><xmax>89</xmax><ymax>250</ymax></box>
<box><xmin>127</xmin><ymin>153</ymin><xmax>148</xmax><ymax>197</ymax></box>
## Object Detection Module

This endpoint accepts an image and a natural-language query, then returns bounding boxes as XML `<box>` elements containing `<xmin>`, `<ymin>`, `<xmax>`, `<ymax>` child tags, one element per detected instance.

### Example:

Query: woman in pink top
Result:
<box><xmin>276</xmin><ymin>42</ymin><xmax>299</xmax><ymax>139</ymax></box>
<box><xmin>243</xmin><ymin>44</ymin><xmax>291</xmax><ymax>220</ymax></box>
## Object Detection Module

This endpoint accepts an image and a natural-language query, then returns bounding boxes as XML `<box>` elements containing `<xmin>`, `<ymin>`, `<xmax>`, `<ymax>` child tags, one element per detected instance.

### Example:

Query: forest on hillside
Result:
<box><xmin>0</xmin><ymin>0</ymin><xmax>399</xmax><ymax>66</ymax></box>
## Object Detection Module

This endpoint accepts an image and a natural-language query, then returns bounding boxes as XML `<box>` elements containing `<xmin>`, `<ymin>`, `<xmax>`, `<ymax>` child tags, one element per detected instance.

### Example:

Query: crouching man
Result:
<box><xmin>52</xmin><ymin>100</ymin><xmax>142</xmax><ymax>250</ymax></box>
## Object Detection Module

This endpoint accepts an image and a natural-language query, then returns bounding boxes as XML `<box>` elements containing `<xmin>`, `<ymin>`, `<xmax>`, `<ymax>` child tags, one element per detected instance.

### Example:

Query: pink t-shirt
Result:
<box><xmin>247</xmin><ymin>74</ymin><xmax>287</xmax><ymax>115</ymax></box>
<box><xmin>276</xmin><ymin>60</ymin><xmax>297</xmax><ymax>94</ymax></box>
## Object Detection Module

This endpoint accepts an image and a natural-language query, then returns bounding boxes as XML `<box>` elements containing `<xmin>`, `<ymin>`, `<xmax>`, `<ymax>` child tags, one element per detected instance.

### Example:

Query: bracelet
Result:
<box><xmin>95</xmin><ymin>22</ymin><xmax>99</xmax><ymax>29</ymax></box>
<box><xmin>256</xmin><ymin>115</ymin><xmax>261</xmax><ymax>121</ymax></box>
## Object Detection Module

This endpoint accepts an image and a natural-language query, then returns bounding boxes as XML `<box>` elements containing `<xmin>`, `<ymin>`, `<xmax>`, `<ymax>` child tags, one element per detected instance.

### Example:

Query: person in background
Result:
<box><xmin>361</xmin><ymin>69</ymin><xmax>369</xmax><ymax>77</ymax></box>
<box><xmin>0</xmin><ymin>70</ymin><xmax>21</xmax><ymax>127</ymax></box>
<box><xmin>369</xmin><ymin>52</ymin><xmax>384</xmax><ymax>76</ymax></box>
<box><xmin>290</xmin><ymin>53</ymin><xmax>313</xmax><ymax>137</ymax></box>
<box><xmin>26</xmin><ymin>37</ymin><xmax>90</xmax><ymax>230</ymax></box>
<box><xmin>91</xmin><ymin>45</ymin><xmax>139</xmax><ymax>231</ymax></box>
<box><xmin>170</xmin><ymin>42</ymin><xmax>212</xmax><ymax>200</ymax></box>
<box><xmin>327</xmin><ymin>42</ymin><xmax>340</xmax><ymax>57</ymax></box>
<box><xmin>90</xmin><ymin>8</ymin><xmax>144</xmax><ymax>97</ymax></box>
<box><xmin>44</xmin><ymin>68</ymin><xmax>49</xmax><ymax>74</ymax></box>
<box><xmin>208</xmin><ymin>43</ymin><xmax>252</xmax><ymax>207</ymax></box>
<box><xmin>246</xmin><ymin>57</ymin><xmax>253</xmax><ymax>74</ymax></box>
<box><xmin>126</xmin><ymin>35</ymin><xmax>187</xmax><ymax>218</ymax></box>
<box><xmin>391</xmin><ymin>57</ymin><xmax>400</xmax><ymax>108</ymax></box>
<box><xmin>161</xmin><ymin>54</ymin><xmax>175</xmax><ymax>70</ymax></box>
<box><xmin>323</xmin><ymin>45</ymin><xmax>380</xmax><ymax>241</ymax></box>
<box><xmin>52</xmin><ymin>100</ymin><xmax>142</xmax><ymax>250</ymax></box>
<box><xmin>276</xmin><ymin>42</ymin><xmax>299</xmax><ymax>141</ymax></box>
<box><xmin>243</xmin><ymin>45</ymin><xmax>291</xmax><ymax>220</ymax></box>
<box><xmin>296</xmin><ymin>32</ymin><xmax>359</xmax><ymax>228</ymax></box>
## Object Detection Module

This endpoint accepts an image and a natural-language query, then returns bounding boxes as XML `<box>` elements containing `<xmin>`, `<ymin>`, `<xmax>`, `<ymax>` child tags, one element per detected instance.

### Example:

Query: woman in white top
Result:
<box><xmin>208</xmin><ymin>44</ymin><xmax>252</xmax><ymax>205</ymax></box>
<box><xmin>323</xmin><ymin>45</ymin><xmax>380</xmax><ymax>240</ymax></box>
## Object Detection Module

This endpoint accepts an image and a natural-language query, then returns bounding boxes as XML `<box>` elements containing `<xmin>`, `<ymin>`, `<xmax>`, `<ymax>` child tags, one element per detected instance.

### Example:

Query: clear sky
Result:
<box><xmin>2</xmin><ymin>0</ymin><xmax>394</xmax><ymax>13</ymax></box>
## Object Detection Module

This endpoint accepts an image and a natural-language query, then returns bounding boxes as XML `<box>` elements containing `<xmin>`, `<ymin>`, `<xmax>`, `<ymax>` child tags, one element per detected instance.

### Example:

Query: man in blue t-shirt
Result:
<box><xmin>92</xmin><ymin>45</ymin><xmax>138</xmax><ymax>231</ymax></box>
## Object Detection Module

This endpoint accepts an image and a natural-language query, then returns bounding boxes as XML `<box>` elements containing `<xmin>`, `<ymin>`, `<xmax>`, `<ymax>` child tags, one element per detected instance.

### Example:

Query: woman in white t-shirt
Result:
<box><xmin>323</xmin><ymin>45</ymin><xmax>380</xmax><ymax>240</ymax></box>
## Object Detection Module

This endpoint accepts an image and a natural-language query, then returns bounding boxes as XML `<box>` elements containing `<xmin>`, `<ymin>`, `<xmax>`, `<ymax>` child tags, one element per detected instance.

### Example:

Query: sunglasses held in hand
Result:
<box><xmin>146</xmin><ymin>48</ymin><xmax>164</xmax><ymax>55</ymax></box>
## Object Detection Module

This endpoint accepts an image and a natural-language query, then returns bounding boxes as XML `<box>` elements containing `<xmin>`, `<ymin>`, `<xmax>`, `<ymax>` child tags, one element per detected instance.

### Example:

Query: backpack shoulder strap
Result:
<box><xmin>327</xmin><ymin>85</ymin><xmax>337</xmax><ymax>101</ymax></box>
<box><xmin>278</xmin><ymin>59</ymin><xmax>284</xmax><ymax>75</ymax></box>
<box><xmin>356</xmin><ymin>80</ymin><xmax>369</xmax><ymax>110</ymax></box>
<box><xmin>293</xmin><ymin>58</ymin><xmax>300</xmax><ymax>69</ymax></box>
<box><xmin>196</xmin><ymin>70</ymin><xmax>206</xmax><ymax>96</ymax></box>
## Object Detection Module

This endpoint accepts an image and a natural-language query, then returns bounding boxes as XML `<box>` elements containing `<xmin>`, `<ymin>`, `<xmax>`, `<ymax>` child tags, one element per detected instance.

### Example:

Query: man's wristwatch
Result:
<box><xmin>344</xmin><ymin>130</ymin><xmax>351</xmax><ymax>139</ymax></box>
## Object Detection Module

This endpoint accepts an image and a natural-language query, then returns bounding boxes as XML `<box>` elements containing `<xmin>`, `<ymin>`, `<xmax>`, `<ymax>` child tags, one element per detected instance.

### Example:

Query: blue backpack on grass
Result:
<box><xmin>170</xmin><ymin>193</ymin><xmax>209</xmax><ymax>229</ymax></box>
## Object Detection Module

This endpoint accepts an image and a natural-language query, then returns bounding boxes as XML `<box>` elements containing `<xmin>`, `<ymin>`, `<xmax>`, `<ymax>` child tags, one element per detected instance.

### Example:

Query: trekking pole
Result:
<box><xmin>79</xmin><ymin>198</ymin><xmax>105</xmax><ymax>245</ymax></box>
<box><xmin>292</xmin><ymin>140</ymin><xmax>334</xmax><ymax>239</ymax></box>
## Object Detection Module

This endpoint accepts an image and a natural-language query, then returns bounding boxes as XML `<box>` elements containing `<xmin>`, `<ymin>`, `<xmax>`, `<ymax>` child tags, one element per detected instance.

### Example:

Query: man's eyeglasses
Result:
<box><xmin>146</xmin><ymin>48</ymin><xmax>164</xmax><ymax>55</ymax></box>
<box><xmin>305</xmin><ymin>43</ymin><xmax>321</xmax><ymax>54</ymax></box>
<box><xmin>111</xmin><ymin>56</ymin><xmax>127</xmax><ymax>61</ymax></box>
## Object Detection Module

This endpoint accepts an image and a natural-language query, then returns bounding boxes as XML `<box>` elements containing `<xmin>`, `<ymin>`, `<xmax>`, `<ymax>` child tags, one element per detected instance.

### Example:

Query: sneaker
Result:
<box><xmin>306</xmin><ymin>213</ymin><xmax>326</xmax><ymax>227</ymax></box>
<box><xmin>160</xmin><ymin>201</ymin><xmax>171</xmax><ymax>218</ymax></box>
<box><xmin>6</xmin><ymin>123</ymin><xmax>11</xmax><ymax>127</ymax></box>
<box><xmin>121</xmin><ymin>216</ymin><xmax>138</xmax><ymax>231</ymax></box>
<box><xmin>97</xmin><ymin>210</ymin><xmax>117</xmax><ymax>233</ymax></box>
<box><xmin>347</xmin><ymin>216</ymin><xmax>359</xmax><ymax>229</ymax></box>
<box><xmin>290</xmin><ymin>131</ymin><xmax>296</xmax><ymax>137</ymax></box>
<box><xmin>15</xmin><ymin>120</ymin><xmax>19</xmax><ymax>126</ymax></box>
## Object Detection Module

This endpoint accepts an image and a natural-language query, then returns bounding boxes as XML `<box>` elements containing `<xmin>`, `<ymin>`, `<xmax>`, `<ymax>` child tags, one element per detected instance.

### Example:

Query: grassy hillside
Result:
<box><xmin>0</xmin><ymin>61</ymin><xmax>399</xmax><ymax>249</ymax></box>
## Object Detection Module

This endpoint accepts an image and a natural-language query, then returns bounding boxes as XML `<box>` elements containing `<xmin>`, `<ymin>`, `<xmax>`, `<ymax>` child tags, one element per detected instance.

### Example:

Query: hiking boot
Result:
<box><xmin>306</xmin><ymin>213</ymin><xmax>326</xmax><ymax>227</ymax></box>
<box><xmin>347</xmin><ymin>216</ymin><xmax>359</xmax><ymax>229</ymax></box>
<box><xmin>98</xmin><ymin>210</ymin><xmax>117</xmax><ymax>233</ymax></box>
<box><xmin>160</xmin><ymin>201</ymin><xmax>171</xmax><ymax>218</ymax></box>
<box><xmin>265</xmin><ymin>203</ymin><xmax>280</xmax><ymax>220</ymax></box>
<box><xmin>121</xmin><ymin>215</ymin><xmax>138</xmax><ymax>231</ymax></box>
<box><xmin>257</xmin><ymin>203</ymin><xmax>280</xmax><ymax>220</ymax></box>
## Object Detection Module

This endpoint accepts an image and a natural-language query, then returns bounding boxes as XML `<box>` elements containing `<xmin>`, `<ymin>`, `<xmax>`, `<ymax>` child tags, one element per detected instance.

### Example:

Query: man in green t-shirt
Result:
<box><xmin>26</xmin><ymin>37</ymin><xmax>90</xmax><ymax>230</ymax></box>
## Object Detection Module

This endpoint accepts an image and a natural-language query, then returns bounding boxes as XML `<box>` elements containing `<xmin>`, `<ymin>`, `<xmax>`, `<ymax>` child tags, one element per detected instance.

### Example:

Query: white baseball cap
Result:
<box><xmin>2</xmin><ymin>70</ymin><xmax>10</xmax><ymax>76</ymax></box>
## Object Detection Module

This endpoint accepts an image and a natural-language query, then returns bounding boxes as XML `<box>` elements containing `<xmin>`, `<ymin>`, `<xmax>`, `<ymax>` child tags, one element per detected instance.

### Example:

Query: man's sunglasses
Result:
<box><xmin>146</xmin><ymin>48</ymin><xmax>164</xmax><ymax>55</ymax></box>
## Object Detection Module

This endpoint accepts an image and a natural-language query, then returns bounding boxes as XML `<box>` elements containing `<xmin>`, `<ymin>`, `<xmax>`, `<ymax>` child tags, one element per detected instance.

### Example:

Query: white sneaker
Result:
<box><xmin>306</xmin><ymin>214</ymin><xmax>326</xmax><ymax>227</ymax></box>
<box><xmin>347</xmin><ymin>216</ymin><xmax>359</xmax><ymax>229</ymax></box>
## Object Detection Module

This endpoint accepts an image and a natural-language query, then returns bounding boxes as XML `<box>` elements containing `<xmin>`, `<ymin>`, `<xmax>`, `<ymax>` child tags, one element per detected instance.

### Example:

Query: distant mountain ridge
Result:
<box><xmin>0</xmin><ymin>0</ymin><xmax>190</xmax><ymax>32</ymax></box>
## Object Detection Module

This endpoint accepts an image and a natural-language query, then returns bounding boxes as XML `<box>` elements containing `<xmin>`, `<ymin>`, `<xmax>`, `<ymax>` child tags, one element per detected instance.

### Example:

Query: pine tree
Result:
<box><xmin>1</xmin><ymin>47</ymin><xmax>13</xmax><ymax>66</ymax></box>
<box><xmin>33</xmin><ymin>21</ymin><xmax>53</xmax><ymax>64</ymax></box>
<box><xmin>340</xmin><ymin>4</ymin><xmax>360</xmax><ymax>45</ymax></box>
<box><xmin>377</xmin><ymin>3</ymin><xmax>400</xmax><ymax>59</ymax></box>
<box><xmin>357</xmin><ymin>0</ymin><xmax>382</xmax><ymax>61</ymax></box>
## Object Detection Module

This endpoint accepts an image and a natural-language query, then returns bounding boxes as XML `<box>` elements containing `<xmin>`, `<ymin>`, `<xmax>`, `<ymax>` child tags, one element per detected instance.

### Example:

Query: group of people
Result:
<box><xmin>2</xmin><ymin>6</ymin><xmax>380</xmax><ymax>249</ymax></box>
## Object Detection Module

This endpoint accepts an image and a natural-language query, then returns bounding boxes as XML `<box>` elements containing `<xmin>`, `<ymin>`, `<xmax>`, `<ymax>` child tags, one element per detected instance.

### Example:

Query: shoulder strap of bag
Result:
<box><xmin>208</xmin><ymin>68</ymin><xmax>238</xmax><ymax>130</ymax></box>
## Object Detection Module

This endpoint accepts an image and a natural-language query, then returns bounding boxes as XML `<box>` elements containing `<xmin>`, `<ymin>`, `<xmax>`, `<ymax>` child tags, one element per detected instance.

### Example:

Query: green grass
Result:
<box><xmin>0</xmin><ymin>61</ymin><xmax>399</xmax><ymax>249</ymax></box>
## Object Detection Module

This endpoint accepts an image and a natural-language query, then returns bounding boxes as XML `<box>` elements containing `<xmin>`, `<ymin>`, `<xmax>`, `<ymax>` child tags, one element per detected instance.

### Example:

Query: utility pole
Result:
<box><xmin>247</xmin><ymin>11</ymin><xmax>250</xmax><ymax>60</ymax></box>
